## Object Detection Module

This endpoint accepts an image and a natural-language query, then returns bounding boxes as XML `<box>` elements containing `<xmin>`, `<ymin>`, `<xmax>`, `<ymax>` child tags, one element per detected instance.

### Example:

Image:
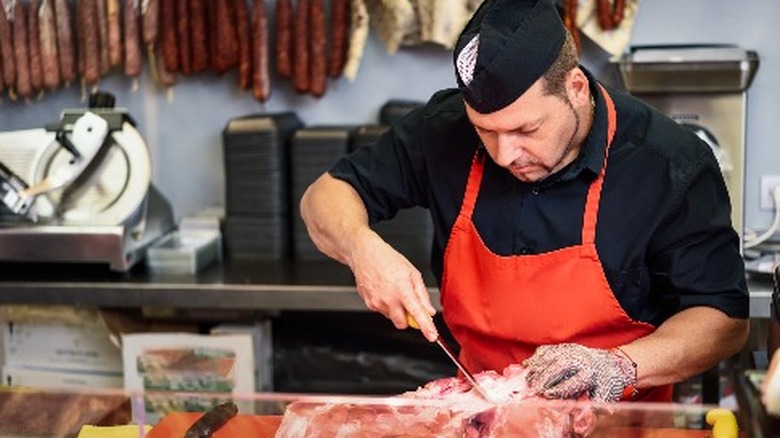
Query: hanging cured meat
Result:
<box><xmin>13</xmin><ymin>0</ymin><xmax>33</xmax><ymax>98</ymax></box>
<box><xmin>188</xmin><ymin>0</ymin><xmax>208</xmax><ymax>72</ymax></box>
<box><xmin>1</xmin><ymin>0</ymin><xmax>17</xmax><ymax>96</ymax></box>
<box><xmin>251</xmin><ymin>0</ymin><xmax>269</xmax><ymax>102</ymax></box>
<box><xmin>124</xmin><ymin>0</ymin><xmax>143</xmax><ymax>80</ymax></box>
<box><xmin>54</xmin><ymin>0</ymin><xmax>76</xmax><ymax>85</ymax></box>
<box><xmin>95</xmin><ymin>0</ymin><xmax>109</xmax><ymax>73</ymax></box>
<box><xmin>39</xmin><ymin>0</ymin><xmax>61</xmax><ymax>90</ymax></box>
<box><xmin>175</xmin><ymin>0</ymin><xmax>190</xmax><ymax>75</ymax></box>
<box><xmin>309</xmin><ymin>0</ymin><xmax>326</xmax><ymax>97</ymax></box>
<box><xmin>141</xmin><ymin>0</ymin><xmax>159</xmax><ymax>48</ymax></box>
<box><xmin>328</xmin><ymin>0</ymin><xmax>349</xmax><ymax>78</ymax></box>
<box><xmin>293</xmin><ymin>0</ymin><xmax>309</xmax><ymax>93</ymax></box>
<box><xmin>213</xmin><ymin>0</ymin><xmax>238</xmax><ymax>74</ymax></box>
<box><xmin>160</xmin><ymin>0</ymin><xmax>177</xmax><ymax>72</ymax></box>
<box><xmin>597</xmin><ymin>0</ymin><xmax>625</xmax><ymax>30</ymax></box>
<box><xmin>274</xmin><ymin>0</ymin><xmax>292</xmax><ymax>78</ymax></box>
<box><xmin>142</xmin><ymin>0</ymin><xmax>163</xmax><ymax>83</ymax></box>
<box><xmin>234</xmin><ymin>0</ymin><xmax>251</xmax><ymax>90</ymax></box>
<box><xmin>78</xmin><ymin>0</ymin><xmax>101</xmax><ymax>86</ymax></box>
<box><xmin>27</xmin><ymin>0</ymin><xmax>43</xmax><ymax>94</ymax></box>
<box><xmin>106</xmin><ymin>0</ymin><xmax>122</xmax><ymax>67</ymax></box>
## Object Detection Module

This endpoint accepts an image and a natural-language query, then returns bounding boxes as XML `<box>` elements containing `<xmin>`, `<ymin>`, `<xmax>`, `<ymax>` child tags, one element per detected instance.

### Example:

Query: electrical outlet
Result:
<box><xmin>760</xmin><ymin>175</ymin><xmax>780</xmax><ymax>211</ymax></box>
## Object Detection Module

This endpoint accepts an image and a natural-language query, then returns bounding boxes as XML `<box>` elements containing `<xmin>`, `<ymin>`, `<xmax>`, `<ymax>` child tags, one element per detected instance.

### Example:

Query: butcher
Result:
<box><xmin>299</xmin><ymin>0</ymin><xmax>749</xmax><ymax>402</ymax></box>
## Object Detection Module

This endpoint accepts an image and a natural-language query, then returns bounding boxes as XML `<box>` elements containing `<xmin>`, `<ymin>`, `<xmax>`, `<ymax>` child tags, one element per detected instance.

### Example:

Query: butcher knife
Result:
<box><xmin>406</xmin><ymin>314</ymin><xmax>498</xmax><ymax>403</ymax></box>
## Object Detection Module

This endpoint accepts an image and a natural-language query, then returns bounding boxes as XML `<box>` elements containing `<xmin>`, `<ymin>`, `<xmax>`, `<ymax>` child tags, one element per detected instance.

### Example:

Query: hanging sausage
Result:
<box><xmin>124</xmin><ymin>0</ymin><xmax>143</xmax><ymax>83</ymax></box>
<box><xmin>13</xmin><ymin>0</ymin><xmax>33</xmax><ymax>99</ymax></box>
<box><xmin>1</xmin><ymin>0</ymin><xmax>17</xmax><ymax>97</ymax></box>
<box><xmin>189</xmin><ymin>0</ymin><xmax>208</xmax><ymax>72</ymax></box>
<box><xmin>39</xmin><ymin>0</ymin><xmax>60</xmax><ymax>90</ymax></box>
<box><xmin>274</xmin><ymin>0</ymin><xmax>292</xmax><ymax>79</ymax></box>
<box><xmin>160</xmin><ymin>0</ymin><xmax>178</xmax><ymax>72</ymax></box>
<box><xmin>293</xmin><ymin>0</ymin><xmax>309</xmax><ymax>93</ymax></box>
<box><xmin>95</xmin><ymin>0</ymin><xmax>109</xmax><ymax>74</ymax></box>
<box><xmin>106</xmin><ymin>0</ymin><xmax>122</xmax><ymax>68</ymax></box>
<box><xmin>78</xmin><ymin>0</ymin><xmax>101</xmax><ymax>87</ymax></box>
<box><xmin>328</xmin><ymin>0</ymin><xmax>349</xmax><ymax>79</ymax></box>
<box><xmin>234</xmin><ymin>0</ymin><xmax>252</xmax><ymax>90</ymax></box>
<box><xmin>175</xmin><ymin>0</ymin><xmax>190</xmax><ymax>75</ymax></box>
<box><xmin>213</xmin><ymin>0</ymin><xmax>238</xmax><ymax>74</ymax></box>
<box><xmin>55</xmin><ymin>0</ymin><xmax>76</xmax><ymax>86</ymax></box>
<box><xmin>309</xmin><ymin>0</ymin><xmax>326</xmax><ymax>97</ymax></box>
<box><xmin>28</xmin><ymin>0</ymin><xmax>43</xmax><ymax>94</ymax></box>
<box><xmin>251</xmin><ymin>0</ymin><xmax>269</xmax><ymax>102</ymax></box>
<box><xmin>141</xmin><ymin>0</ymin><xmax>160</xmax><ymax>79</ymax></box>
<box><xmin>597</xmin><ymin>0</ymin><xmax>625</xmax><ymax>31</ymax></box>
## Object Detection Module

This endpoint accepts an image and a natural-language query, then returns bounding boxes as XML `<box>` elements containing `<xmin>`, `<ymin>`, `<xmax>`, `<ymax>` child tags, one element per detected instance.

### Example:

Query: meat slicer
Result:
<box><xmin>0</xmin><ymin>92</ymin><xmax>174</xmax><ymax>271</ymax></box>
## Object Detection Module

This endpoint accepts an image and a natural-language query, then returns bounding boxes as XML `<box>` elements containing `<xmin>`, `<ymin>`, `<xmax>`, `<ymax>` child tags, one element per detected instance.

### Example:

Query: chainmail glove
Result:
<box><xmin>523</xmin><ymin>343</ymin><xmax>638</xmax><ymax>403</ymax></box>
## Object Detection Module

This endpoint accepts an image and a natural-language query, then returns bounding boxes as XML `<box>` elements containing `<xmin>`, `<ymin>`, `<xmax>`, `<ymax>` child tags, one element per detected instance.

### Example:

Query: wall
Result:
<box><xmin>628</xmin><ymin>0</ymin><xmax>780</xmax><ymax>239</ymax></box>
<box><xmin>1</xmin><ymin>5</ymin><xmax>457</xmax><ymax>221</ymax></box>
<box><xmin>1</xmin><ymin>0</ymin><xmax>778</xmax><ymax>238</ymax></box>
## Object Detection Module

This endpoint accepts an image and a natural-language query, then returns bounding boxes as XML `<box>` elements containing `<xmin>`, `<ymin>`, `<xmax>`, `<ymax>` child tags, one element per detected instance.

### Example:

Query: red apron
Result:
<box><xmin>440</xmin><ymin>85</ymin><xmax>672</xmax><ymax>402</ymax></box>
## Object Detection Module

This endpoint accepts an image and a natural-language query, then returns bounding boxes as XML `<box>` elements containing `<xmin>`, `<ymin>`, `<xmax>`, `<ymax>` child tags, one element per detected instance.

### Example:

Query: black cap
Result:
<box><xmin>454</xmin><ymin>0</ymin><xmax>566</xmax><ymax>114</ymax></box>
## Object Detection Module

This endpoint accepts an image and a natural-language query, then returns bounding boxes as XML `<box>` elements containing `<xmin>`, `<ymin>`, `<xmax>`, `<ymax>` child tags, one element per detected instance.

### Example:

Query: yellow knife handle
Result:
<box><xmin>406</xmin><ymin>314</ymin><xmax>420</xmax><ymax>330</ymax></box>
<box><xmin>706</xmin><ymin>409</ymin><xmax>739</xmax><ymax>438</ymax></box>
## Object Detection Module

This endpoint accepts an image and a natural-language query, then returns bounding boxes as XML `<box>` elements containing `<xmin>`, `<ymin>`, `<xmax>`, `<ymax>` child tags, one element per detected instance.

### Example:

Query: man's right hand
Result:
<box><xmin>299</xmin><ymin>174</ymin><xmax>437</xmax><ymax>341</ymax></box>
<box><xmin>348</xmin><ymin>227</ymin><xmax>438</xmax><ymax>342</ymax></box>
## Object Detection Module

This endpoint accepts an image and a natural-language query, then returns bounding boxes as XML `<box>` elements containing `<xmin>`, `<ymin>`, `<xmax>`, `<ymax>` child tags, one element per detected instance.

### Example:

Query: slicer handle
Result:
<box><xmin>55</xmin><ymin>129</ymin><xmax>82</xmax><ymax>159</ymax></box>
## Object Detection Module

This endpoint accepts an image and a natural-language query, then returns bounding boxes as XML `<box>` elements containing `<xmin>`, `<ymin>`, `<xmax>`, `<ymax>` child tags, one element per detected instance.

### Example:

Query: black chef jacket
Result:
<box><xmin>329</xmin><ymin>70</ymin><xmax>749</xmax><ymax>326</ymax></box>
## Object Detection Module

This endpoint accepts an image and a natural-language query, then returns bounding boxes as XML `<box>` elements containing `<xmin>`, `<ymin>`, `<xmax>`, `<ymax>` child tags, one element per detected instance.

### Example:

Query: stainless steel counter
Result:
<box><xmin>749</xmin><ymin>274</ymin><xmax>773</xmax><ymax>319</ymax></box>
<box><xmin>0</xmin><ymin>259</ymin><xmax>441</xmax><ymax>312</ymax></box>
<box><xmin>0</xmin><ymin>259</ymin><xmax>770</xmax><ymax>317</ymax></box>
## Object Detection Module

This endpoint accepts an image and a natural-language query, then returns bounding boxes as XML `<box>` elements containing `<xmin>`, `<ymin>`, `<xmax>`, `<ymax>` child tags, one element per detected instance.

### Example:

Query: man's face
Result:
<box><xmin>465</xmin><ymin>78</ymin><xmax>582</xmax><ymax>183</ymax></box>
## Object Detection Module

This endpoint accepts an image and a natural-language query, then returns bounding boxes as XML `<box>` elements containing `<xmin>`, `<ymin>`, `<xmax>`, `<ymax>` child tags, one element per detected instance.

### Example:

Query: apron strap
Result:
<box><xmin>460</xmin><ymin>151</ymin><xmax>485</xmax><ymax>219</ymax></box>
<box><xmin>582</xmin><ymin>84</ymin><xmax>617</xmax><ymax>245</ymax></box>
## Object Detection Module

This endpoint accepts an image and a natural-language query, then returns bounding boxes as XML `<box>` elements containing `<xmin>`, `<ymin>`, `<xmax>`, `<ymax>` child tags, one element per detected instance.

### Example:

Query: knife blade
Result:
<box><xmin>406</xmin><ymin>314</ymin><xmax>497</xmax><ymax>403</ymax></box>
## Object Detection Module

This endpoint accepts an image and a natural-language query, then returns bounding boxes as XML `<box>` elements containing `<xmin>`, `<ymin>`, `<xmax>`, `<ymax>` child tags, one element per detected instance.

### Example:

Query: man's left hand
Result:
<box><xmin>523</xmin><ymin>343</ymin><xmax>637</xmax><ymax>403</ymax></box>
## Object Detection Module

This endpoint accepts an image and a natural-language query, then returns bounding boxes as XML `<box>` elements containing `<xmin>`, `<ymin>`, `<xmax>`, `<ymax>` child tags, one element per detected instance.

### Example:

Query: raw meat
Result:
<box><xmin>274</xmin><ymin>364</ymin><xmax>597</xmax><ymax>438</ymax></box>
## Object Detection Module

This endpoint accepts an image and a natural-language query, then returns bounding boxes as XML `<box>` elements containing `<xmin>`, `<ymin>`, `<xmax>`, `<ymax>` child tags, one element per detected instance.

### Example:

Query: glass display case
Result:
<box><xmin>1</xmin><ymin>371</ymin><xmax>775</xmax><ymax>438</ymax></box>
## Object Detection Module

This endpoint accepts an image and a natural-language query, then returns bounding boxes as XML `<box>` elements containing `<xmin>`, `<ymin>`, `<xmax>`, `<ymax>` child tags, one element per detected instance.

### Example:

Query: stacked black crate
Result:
<box><xmin>222</xmin><ymin>113</ymin><xmax>304</xmax><ymax>260</ymax></box>
<box><xmin>378</xmin><ymin>99</ymin><xmax>424</xmax><ymax>125</ymax></box>
<box><xmin>350</xmin><ymin>125</ymin><xmax>434</xmax><ymax>266</ymax></box>
<box><xmin>290</xmin><ymin>126</ymin><xmax>354</xmax><ymax>260</ymax></box>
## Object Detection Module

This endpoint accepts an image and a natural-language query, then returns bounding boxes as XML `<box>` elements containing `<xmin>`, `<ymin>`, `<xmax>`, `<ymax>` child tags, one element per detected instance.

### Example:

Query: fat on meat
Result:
<box><xmin>274</xmin><ymin>364</ymin><xmax>598</xmax><ymax>438</ymax></box>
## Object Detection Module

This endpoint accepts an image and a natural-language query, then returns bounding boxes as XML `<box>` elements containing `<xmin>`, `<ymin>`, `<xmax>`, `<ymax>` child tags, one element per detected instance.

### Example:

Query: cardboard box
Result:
<box><xmin>121</xmin><ymin>332</ymin><xmax>255</xmax><ymax>423</ymax></box>
<box><xmin>3</xmin><ymin>321</ymin><xmax>123</xmax><ymax>373</ymax></box>
<box><xmin>2</xmin><ymin>365</ymin><xmax>123</xmax><ymax>389</ymax></box>
<box><xmin>211</xmin><ymin>320</ymin><xmax>273</xmax><ymax>392</ymax></box>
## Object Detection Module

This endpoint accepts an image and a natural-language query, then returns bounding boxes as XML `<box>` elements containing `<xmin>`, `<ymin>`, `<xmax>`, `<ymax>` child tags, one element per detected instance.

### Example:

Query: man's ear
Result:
<box><xmin>566</xmin><ymin>68</ymin><xmax>591</xmax><ymax>107</ymax></box>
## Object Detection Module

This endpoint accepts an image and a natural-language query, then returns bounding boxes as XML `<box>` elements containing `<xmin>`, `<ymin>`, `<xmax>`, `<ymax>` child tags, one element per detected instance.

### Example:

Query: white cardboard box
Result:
<box><xmin>121</xmin><ymin>332</ymin><xmax>255</xmax><ymax>423</ymax></box>
<box><xmin>3</xmin><ymin>321</ymin><xmax>123</xmax><ymax>373</ymax></box>
<box><xmin>211</xmin><ymin>321</ymin><xmax>273</xmax><ymax>392</ymax></box>
<box><xmin>2</xmin><ymin>365</ymin><xmax>123</xmax><ymax>389</ymax></box>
